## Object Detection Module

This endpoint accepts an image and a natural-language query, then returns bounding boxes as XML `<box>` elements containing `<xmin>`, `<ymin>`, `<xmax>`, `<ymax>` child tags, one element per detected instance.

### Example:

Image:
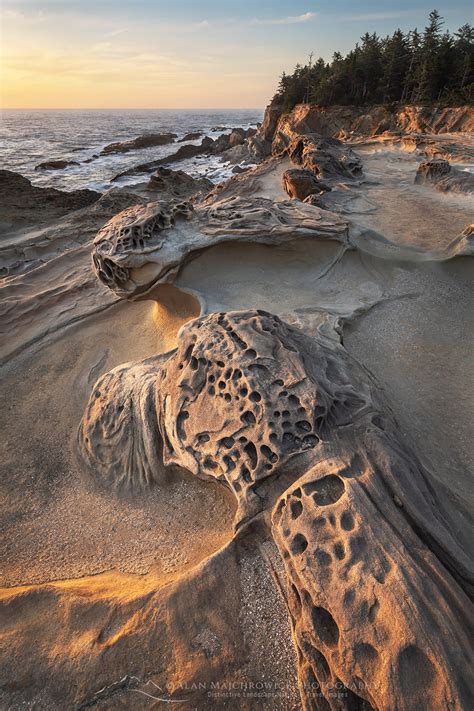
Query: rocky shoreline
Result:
<box><xmin>0</xmin><ymin>104</ymin><xmax>473</xmax><ymax>710</ymax></box>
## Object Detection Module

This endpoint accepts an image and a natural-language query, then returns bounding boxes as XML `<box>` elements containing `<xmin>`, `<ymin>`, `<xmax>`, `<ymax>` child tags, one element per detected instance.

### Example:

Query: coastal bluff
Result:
<box><xmin>252</xmin><ymin>102</ymin><xmax>474</xmax><ymax>155</ymax></box>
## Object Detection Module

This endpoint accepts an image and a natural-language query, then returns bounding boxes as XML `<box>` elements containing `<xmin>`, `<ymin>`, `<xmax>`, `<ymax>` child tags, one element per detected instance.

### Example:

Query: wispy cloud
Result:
<box><xmin>103</xmin><ymin>28</ymin><xmax>127</xmax><ymax>39</ymax></box>
<box><xmin>340</xmin><ymin>10</ymin><xmax>419</xmax><ymax>22</ymax></box>
<box><xmin>250</xmin><ymin>12</ymin><xmax>317</xmax><ymax>27</ymax></box>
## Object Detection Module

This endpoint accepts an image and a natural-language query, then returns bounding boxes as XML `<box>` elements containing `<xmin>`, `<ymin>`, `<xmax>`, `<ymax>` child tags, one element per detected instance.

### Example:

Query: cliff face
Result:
<box><xmin>257</xmin><ymin>103</ymin><xmax>474</xmax><ymax>154</ymax></box>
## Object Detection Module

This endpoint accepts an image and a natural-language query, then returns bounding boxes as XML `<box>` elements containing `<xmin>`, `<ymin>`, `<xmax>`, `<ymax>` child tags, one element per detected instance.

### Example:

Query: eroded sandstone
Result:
<box><xmin>91</xmin><ymin>196</ymin><xmax>350</xmax><ymax>297</ymax></box>
<box><xmin>415</xmin><ymin>159</ymin><xmax>474</xmax><ymax>193</ymax></box>
<box><xmin>79</xmin><ymin>309</ymin><xmax>474</xmax><ymax>711</ymax></box>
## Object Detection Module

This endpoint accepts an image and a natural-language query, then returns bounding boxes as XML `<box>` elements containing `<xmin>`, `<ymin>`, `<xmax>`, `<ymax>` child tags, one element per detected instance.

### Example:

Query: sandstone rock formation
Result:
<box><xmin>2</xmin><ymin>105</ymin><xmax>473</xmax><ymax>711</ymax></box>
<box><xmin>267</xmin><ymin>103</ymin><xmax>474</xmax><ymax>148</ymax></box>
<box><xmin>415</xmin><ymin>159</ymin><xmax>474</xmax><ymax>193</ymax></box>
<box><xmin>146</xmin><ymin>166</ymin><xmax>213</xmax><ymax>199</ymax></box>
<box><xmin>282</xmin><ymin>136</ymin><xmax>363</xmax><ymax>181</ymax></box>
<box><xmin>90</xmin><ymin>189</ymin><xmax>474</xmax><ymax>301</ymax></box>
<box><xmin>247</xmin><ymin>133</ymin><xmax>272</xmax><ymax>158</ymax></box>
<box><xmin>283</xmin><ymin>168</ymin><xmax>330</xmax><ymax>200</ymax></box>
<box><xmin>252</xmin><ymin>100</ymin><xmax>285</xmax><ymax>156</ymax></box>
<box><xmin>91</xmin><ymin>196</ymin><xmax>350</xmax><ymax>297</ymax></box>
<box><xmin>80</xmin><ymin>309</ymin><xmax>474</xmax><ymax>711</ymax></box>
<box><xmin>100</xmin><ymin>132</ymin><xmax>177</xmax><ymax>155</ymax></box>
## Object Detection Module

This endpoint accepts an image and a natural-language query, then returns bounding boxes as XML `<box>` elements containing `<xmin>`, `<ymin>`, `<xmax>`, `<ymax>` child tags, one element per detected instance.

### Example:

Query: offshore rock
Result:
<box><xmin>100</xmin><ymin>132</ymin><xmax>177</xmax><ymax>155</ymax></box>
<box><xmin>35</xmin><ymin>159</ymin><xmax>79</xmax><ymax>171</ymax></box>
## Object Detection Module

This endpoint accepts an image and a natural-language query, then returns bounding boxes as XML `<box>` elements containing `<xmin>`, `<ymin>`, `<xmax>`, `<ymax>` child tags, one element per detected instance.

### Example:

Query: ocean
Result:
<box><xmin>0</xmin><ymin>108</ymin><xmax>263</xmax><ymax>192</ymax></box>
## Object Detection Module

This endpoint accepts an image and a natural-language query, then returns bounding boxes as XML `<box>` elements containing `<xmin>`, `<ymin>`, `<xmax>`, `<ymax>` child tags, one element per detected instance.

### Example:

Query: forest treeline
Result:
<box><xmin>273</xmin><ymin>10</ymin><xmax>473</xmax><ymax>111</ymax></box>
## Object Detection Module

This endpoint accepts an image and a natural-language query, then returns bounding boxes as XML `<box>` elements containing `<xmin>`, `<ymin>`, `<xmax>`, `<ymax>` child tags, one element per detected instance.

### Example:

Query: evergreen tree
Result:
<box><xmin>383</xmin><ymin>30</ymin><xmax>411</xmax><ymax>102</ymax></box>
<box><xmin>272</xmin><ymin>9</ymin><xmax>472</xmax><ymax>110</ymax></box>
<box><xmin>415</xmin><ymin>10</ymin><xmax>445</xmax><ymax>102</ymax></box>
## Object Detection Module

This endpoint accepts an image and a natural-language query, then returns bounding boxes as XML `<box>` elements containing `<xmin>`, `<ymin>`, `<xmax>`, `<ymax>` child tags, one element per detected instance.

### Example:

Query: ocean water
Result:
<box><xmin>0</xmin><ymin>108</ymin><xmax>263</xmax><ymax>192</ymax></box>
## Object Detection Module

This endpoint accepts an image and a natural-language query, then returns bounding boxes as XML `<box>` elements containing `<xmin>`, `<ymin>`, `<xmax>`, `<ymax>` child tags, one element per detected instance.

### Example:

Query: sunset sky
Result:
<box><xmin>1</xmin><ymin>0</ymin><xmax>472</xmax><ymax>109</ymax></box>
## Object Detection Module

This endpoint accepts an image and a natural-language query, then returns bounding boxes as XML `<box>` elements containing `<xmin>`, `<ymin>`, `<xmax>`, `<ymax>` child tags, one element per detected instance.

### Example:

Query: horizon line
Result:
<box><xmin>1</xmin><ymin>106</ymin><xmax>265</xmax><ymax>111</ymax></box>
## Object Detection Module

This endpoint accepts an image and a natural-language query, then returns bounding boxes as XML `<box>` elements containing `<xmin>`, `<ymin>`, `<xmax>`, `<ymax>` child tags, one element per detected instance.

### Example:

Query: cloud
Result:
<box><xmin>250</xmin><ymin>12</ymin><xmax>317</xmax><ymax>27</ymax></box>
<box><xmin>103</xmin><ymin>28</ymin><xmax>127</xmax><ymax>38</ymax></box>
<box><xmin>339</xmin><ymin>10</ymin><xmax>419</xmax><ymax>22</ymax></box>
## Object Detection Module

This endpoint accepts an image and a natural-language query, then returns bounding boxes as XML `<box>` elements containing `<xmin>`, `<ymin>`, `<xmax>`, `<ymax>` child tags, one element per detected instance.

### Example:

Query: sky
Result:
<box><xmin>1</xmin><ymin>0</ymin><xmax>473</xmax><ymax>109</ymax></box>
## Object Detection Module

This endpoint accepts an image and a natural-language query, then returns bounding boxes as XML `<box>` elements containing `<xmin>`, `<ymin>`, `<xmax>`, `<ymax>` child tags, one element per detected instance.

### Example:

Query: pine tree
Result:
<box><xmin>454</xmin><ymin>24</ymin><xmax>474</xmax><ymax>99</ymax></box>
<box><xmin>403</xmin><ymin>29</ymin><xmax>422</xmax><ymax>102</ymax></box>
<box><xmin>359</xmin><ymin>32</ymin><xmax>383</xmax><ymax>102</ymax></box>
<box><xmin>415</xmin><ymin>10</ymin><xmax>444</xmax><ymax>102</ymax></box>
<box><xmin>383</xmin><ymin>29</ymin><xmax>411</xmax><ymax>102</ymax></box>
<box><xmin>272</xmin><ymin>9</ymin><xmax>473</xmax><ymax>111</ymax></box>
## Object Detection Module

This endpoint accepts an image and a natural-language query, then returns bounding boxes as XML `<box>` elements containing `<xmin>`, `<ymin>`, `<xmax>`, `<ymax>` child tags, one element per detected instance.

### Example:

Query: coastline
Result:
<box><xmin>1</xmin><ymin>102</ymin><xmax>473</xmax><ymax>710</ymax></box>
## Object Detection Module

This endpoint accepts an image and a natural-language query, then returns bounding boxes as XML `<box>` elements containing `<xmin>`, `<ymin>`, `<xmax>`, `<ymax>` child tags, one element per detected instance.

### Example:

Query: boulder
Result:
<box><xmin>229</xmin><ymin>129</ymin><xmax>246</xmax><ymax>147</ymax></box>
<box><xmin>35</xmin><ymin>160</ymin><xmax>79</xmax><ymax>171</ymax></box>
<box><xmin>80</xmin><ymin>308</ymin><xmax>473</xmax><ymax>711</ymax></box>
<box><xmin>220</xmin><ymin>143</ymin><xmax>253</xmax><ymax>164</ymax></box>
<box><xmin>147</xmin><ymin>166</ymin><xmax>213</xmax><ymax>199</ymax></box>
<box><xmin>415</xmin><ymin>159</ymin><xmax>474</xmax><ymax>193</ymax></box>
<box><xmin>201</xmin><ymin>136</ymin><xmax>215</xmax><ymax>150</ymax></box>
<box><xmin>232</xmin><ymin>165</ymin><xmax>251</xmax><ymax>175</ymax></box>
<box><xmin>100</xmin><ymin>132</ymin><xmax>177</xmax><ymax>155</ymax></box>
<box><xmin>213</xmin><ymin>134</ymin><xmax>231</xmax><ymax>152</ymax></box>
<box><xmin>282</xmin><ymin>168</ymin><xmax>329</xmax><ymax>200</ymax></box>
<box><xmin>415</xmin><ymin>159</ymin><xmax>451</xmax><ymax>183</ymax></box>
<box><xmin>247</xmin><ymin>134</ymin><xmax>272</xmax><ymax>158</ymax></box>
<box><xmin>303</xmin><ymin>192</ymin><xmax>327</xmax><ymax>208</ymax></box>
<box><xmin>286</xmin><ymin>135</ymin><xmax>363</xmax><ymax>180</ymax></box>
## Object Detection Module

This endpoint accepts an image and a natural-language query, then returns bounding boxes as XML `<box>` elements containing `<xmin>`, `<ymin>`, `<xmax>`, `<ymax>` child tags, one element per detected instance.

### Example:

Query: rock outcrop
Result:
<box><xmin>0</xmin><ymin>169</ymin><xmax>100</xmax><ymax>235</ymax></box>
<box><xmin>91</xmin><ymin>196</ymin><xmax>350</xmax><ymax>296</ymax></box>
<box><xmin>285</xmin><ymin>135</ymin><xmax>363</xmax><ymax>180</ymax></box>
<box><xmin>178</xmin><ymin>131</ymin><xmax>203</xmax><ymax>142</ymax></box>
<box><xmin>112</xmin><ymin>130</ymin><xmax>256</xmax><ymax>182</ymax></box>
<box><xmin>35</xmin><ymin>159</ymin><xmax>79</xmax><ymax>171</ymax></box>
<box><xmin>283</xmin><ymin>168</ymin><xmax>331</xmax><ymax>200</ymax></box>
<box><xmin>100</xmin><ymin>132</ymin><xmax>177</xmax><ymax>155</ymax></box>
<box><xmin>270</xmin><ymin>104</ymin><xmax>474</xmax><ymax>149</ymax></box>
<box><xmin>146</xmin><ymin>166</ymin><xmax>213</xmax><ymax>199</ymax></box>
<box><xmin>80</xmin><ymin>309</ymin><xmax>474</xmax><ymax>711</ymax></box>
<box><xmin>252</xmin><ymin>100</ymin><xmax>285</xmax><ymax>156</ymax></box>
<box><xmin>415</xmin><ymin>159</ymin><xmax>474</xmax><ymax>193</ymax></box>
<box><xmin>111</xmin><ymin>138</ymin><xmax>215</xmax><ymax>180</ymax></box>
<box><xmin>212</xmin><ymin>127</ymin><xmax>257</xmax><ymax>153</ymax></box>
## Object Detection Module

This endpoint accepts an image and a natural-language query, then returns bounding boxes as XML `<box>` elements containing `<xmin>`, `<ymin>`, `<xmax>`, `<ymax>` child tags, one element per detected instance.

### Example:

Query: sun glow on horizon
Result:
<box><xmin>1</xmin><ymin>1</ymin><xmax>472</xmax><ymax>110</ymax></box>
